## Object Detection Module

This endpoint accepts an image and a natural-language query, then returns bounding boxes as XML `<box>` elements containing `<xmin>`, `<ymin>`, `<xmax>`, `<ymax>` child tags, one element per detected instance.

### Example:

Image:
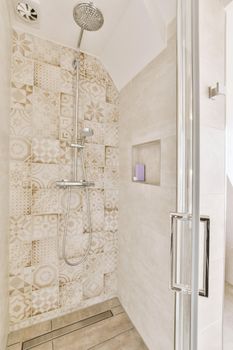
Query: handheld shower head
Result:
<box><xmin>81</xmin><ymin>127</ymin><xmax>94</xmax><ymax>138</ymax></box>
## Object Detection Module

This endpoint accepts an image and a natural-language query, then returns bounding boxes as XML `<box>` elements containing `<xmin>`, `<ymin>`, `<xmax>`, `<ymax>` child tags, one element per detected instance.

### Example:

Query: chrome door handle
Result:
<box><xmin>170</xmin><ymin>213</ymin><xmax>210</xmax><ymax>298</ymax></box>
<box><xmin>199</xmin><ymin>216</ymin><xmax>210</xmax><ymax>297</ymax></box>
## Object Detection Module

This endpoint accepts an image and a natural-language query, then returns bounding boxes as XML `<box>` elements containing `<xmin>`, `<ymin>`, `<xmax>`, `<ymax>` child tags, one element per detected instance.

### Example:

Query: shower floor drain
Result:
<box><xmin>22</xmin><ymin>310</ymin><xmax>113</xmax><ymax>349</ymax></box>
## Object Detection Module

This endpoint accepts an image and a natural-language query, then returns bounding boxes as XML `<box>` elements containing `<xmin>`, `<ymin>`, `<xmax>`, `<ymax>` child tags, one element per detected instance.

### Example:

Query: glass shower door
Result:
<box><xmin>171</xmin><ymin>0</ymin><xmax>202</xmax><ymax>349</ymax></box>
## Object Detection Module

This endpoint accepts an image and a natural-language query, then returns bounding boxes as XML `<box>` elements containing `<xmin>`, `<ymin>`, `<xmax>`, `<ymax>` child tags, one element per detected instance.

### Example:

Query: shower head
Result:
<box><xmin>73</xmin><ymin>2</ymin><xmax>104</xmax><ymax>48</ymax></box>
<box><xmin>73</xmin><ymin>2</ymin><xmax>104</xmax><ymax>31</ymax></box>
<box><xmin>81</xmin><ymin>127</ymin><xmax>94</xmax><ymax>138</ymax></box>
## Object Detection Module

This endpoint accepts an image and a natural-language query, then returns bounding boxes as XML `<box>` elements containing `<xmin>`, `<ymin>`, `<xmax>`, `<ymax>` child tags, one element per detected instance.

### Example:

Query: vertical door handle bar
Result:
<box><xmin>170</xmin><ymin>213</ymin><xmax>210</xmax><ymax>297</ymax></box>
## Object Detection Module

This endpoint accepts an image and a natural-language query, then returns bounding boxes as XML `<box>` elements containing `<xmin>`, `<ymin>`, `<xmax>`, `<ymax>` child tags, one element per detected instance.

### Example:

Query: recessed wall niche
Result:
<box><xmin>132</xmin><ymin>140</ymin><xmax>161</xmax><ymax>186</ymax></box>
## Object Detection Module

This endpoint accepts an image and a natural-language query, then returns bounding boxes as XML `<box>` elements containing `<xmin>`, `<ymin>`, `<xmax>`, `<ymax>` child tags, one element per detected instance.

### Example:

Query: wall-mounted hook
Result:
<box><xmin>208</xmin><ymin>82</ymin><xmax>225</xmax><ymax>100</ymax></box>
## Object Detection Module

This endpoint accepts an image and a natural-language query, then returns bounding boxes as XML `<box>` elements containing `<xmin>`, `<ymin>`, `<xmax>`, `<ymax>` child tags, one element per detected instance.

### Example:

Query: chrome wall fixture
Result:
<box><xmin>208</xmin><ymin>82</ymin><xmax>226</xmax><ymax>99</ymax></box>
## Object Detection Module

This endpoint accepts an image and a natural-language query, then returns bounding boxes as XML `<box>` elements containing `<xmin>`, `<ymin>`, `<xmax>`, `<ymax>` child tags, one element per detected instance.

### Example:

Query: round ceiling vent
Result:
<box><xmin>16</xmin><ymin>1</ymin><xmax>38</xmax><ymax>23</ymax></box>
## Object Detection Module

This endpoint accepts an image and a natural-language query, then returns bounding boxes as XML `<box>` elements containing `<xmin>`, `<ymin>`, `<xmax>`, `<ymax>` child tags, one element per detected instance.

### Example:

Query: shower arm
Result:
<box><xmin>77</xmin><ymin>29</ymin><xmax>84</xmax><ymax>49</ymax></box>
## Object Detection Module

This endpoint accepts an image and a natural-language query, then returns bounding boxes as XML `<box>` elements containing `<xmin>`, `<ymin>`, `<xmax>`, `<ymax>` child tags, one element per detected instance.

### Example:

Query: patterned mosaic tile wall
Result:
<box><xmin>9</xmin><ymin>29</ymin><xmax>119</xmax><ymax>330</ymax></box>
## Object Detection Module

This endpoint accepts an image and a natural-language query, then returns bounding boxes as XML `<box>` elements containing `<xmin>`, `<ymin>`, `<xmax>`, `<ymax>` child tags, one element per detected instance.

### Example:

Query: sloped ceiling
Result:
<box><xmin>11</xmin><ymin>0</ymin><xmax>176</xmax><ymax>89</ymax></box>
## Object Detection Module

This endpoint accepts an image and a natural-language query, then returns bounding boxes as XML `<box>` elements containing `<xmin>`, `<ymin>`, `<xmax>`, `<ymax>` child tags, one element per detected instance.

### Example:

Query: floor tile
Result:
<box><xmin>32</xmin><ymin>342</ymin><xmax>53</xmax><ymax>350</ymax></box>
<box><xmin>53</xmin><ymin>313</ymin><xmax>132</xmax><ymax>350</ymax></box>
<box><xmin>8</xmin><ymin>321</ymin><xmax>51</xmax><ymax>345</ymax></box>
<box><xmin>89</xmin><ymin>329</ymin><xmax>148</xmax><ymax>350</ymax></box>
<box><xmin>7</xmin><ymin>343</ymin><xmax>22</xmax><ymax>350</ymax></box>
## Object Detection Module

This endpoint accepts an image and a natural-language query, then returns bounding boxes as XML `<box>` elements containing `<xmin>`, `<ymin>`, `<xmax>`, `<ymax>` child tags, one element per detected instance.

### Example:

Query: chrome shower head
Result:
<box><xmin>73</xmin><ymin>2</ymin><xmax>104</xmax><ymax>32</ymax></box>
<box><xmin>81</xmin><ymin>127</ymin><xmax>94</xmax><ymax>138</ymax></box>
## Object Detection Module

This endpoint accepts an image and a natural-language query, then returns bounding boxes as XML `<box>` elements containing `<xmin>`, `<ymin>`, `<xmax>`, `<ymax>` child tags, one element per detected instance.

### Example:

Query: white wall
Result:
<box><xmin>118</xmin><ymin>34</ymin><xmax>176</xmax><ymax>350</ymax></box>
<box><xmin>225</xmin><ymin>1</ymin><xmax>233</xmax><ymax>287</ymax></box>
<box><xmin>198</xmin><ymin>0</ymin><xmax>226</xmax><ymax>349</ymax></box>
<box><xmin>0</xmin><ymin>0</ymin><xmax>11</xmax><ymax>348</ymax></box>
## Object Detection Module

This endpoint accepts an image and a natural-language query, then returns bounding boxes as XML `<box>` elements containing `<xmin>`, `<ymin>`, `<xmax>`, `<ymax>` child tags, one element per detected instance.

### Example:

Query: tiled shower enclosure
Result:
<box><xmin>9</xmin><ymin>29</ymin><xmax>119</xmax><ymax>330</ymax></box>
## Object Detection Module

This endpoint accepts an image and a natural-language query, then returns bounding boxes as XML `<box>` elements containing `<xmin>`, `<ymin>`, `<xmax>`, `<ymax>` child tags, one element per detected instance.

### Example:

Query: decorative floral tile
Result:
<box><xmin>83</xmin><ymin>189</ymin><xmax>104</xmax><ymax>212</ymax></box>
<box><xmin>10</xmin><ymin>187</ymin><xmax>32</xmax><ymax>217</ymax></box>
<box><xmin>33</xmin><ymin>36</ymin><xmax>61</xmax><ymax>66</ymax></box>
<box><xmin>105</xmin><ymin>147</ymin><xmax>119</xmax><ymax>169</ymax></box>
<box><xmin>32</xmin><ymin>163</ymin><xmax>60</xmax><ymax>190</ymax></box>
<box><xmin>58</xmin><ymin>233</ymin><xmax>88</xmax><ymax>260</ymax></box>
<box><xmin>104</xmin><ymin>272</ymin><xmax>117</xmax><ymax>297</ymax></box>
<box><xmin>104</xmin><ymin>168</ymin><xmax>119</xmax><ymax>189</ymax></box>
<box><xmin>10</xmin><ymin>161</ymin><xmax>31</xmax><ymax>188</ymax></box>
<box><xmin>32</xmin><ymin>238</ymin><xmax>58</xmax><ymax>265</ymax></box>
<box><xmin>11</xmin><ymin>82</ymin><xmax>33</xmax><ymax>112</ymax></box>
<box><xmin>34</xmin><ymin>62</ymin><xmax>61</xmax><ymax>92</ymax></box>
<box><xmin>80</xmin><ymin>78</ymin><xmax>105</xmax><ymax>101</ymax></box>
<box><xmin>59</xmin><ymin>117</ymin><xmax>73</xmax><ymax>141</ymax></box>
<box><xmin>84</xmin><ymin>253</ymin><xmax>105</xmax><ymax>274</ymax></box>
<box><xmin>106</xmin><ymin>82</ymin><xmax>119</xmax><ymax>105</ymax></box>
<box><xmin>60</xmin><ymin>69</ymin><xmax>74</xmax><ymax>94</ymax></box>
<box><xmin>60</xmin><ymin>189</ymin><xmax>82</xmax><ymax>213</ymax></box>
<box><xmin>9</xmin><ymin>215</ymin><xmax>32</xmax><ymax>243</ymax></box>
<box><xmin>33</xmin><ymin>88</ymin><xmax>59</xmax><ymax>138</ymax></box>
<box><xmin>9</xmin><ymin>32</ymin><xmax>119</xmax><ymax>327</ymax></box>
<box><xmin>83</xmin><ymin>273</ymin><xmax>104</xmax><ymax>300</ymax></box>
<box><xmin>11</xmin><ymin>57</ymin><xmax>34</xmax><ymax>85</ymax></box>
<box><xmin>104</xmin><ymin>231</ymin><xmax>118</xmax><ymax>253</ymax></box>
<box><xmin>12</xmin><ymin>30</ymin><xmax>33</xmax><ymax>58</ymax></box>
<box><xmin>85</xmin><ymin>144</ymin><xmax>105</xmax><ymax>167</ymax></box>
<box><xmin>59</xmin><ymin>259</ymin><xmax>83</xmax><ymax>285</ymax></box>
<box><xmin>59</xmin><ymin>211</ymin><xmax>83</xmax><ymax>237</ymax></box>
<box><xmin>59</xmin><ymin>164</ymin><xmax>72</xmax><ymax>181</ymax></box>
<box><xmin>10</xmin><ymin>137</ymin><xmax>31</xmax><ymax>161</ymax></box>
<box><xmin>105</xmin><ymin>103</ymin><xmax>119</xmax><ymax>123</ymax></box>
<box><xmin>104</xmin><ymin>190</ymin><xmax>119</xmax><ymax>210</ymax></box>
<box><xmin>90</xmin><ymin>233</ymin><xmax>105</xmax><ymax>255</ymax></box>
<box><xmin>86</xmin><ymin>167</ymin><xmax>104</xmax><ymax>189</ymax></box>
<box><xmin>32</xmin><ymin>264</ymin><xmax>58</xmax><ymax>290</ymax></box>
<box><xmin>82</xmin><ymin>95</ymin><xmax>105</xmax><ymax>123</ymax></box>
<box><xmin>32</xmin><ymin>138</ymin><xmax>60</xmax><ymax>164</ymax></box>
<box><xmin>32</xmin><ymin>214</ymin><xmax>58</xmax><ymax>239</ymax></box>
<box><xmin>60</xmin><ymin>46</ymin><xmax>76</xmax><ymax>73</ymax></box>
<box><xmin>83</xmin><ymin>210</ymin><xmax>104</xmax><ymax>233</ymax></box>
<box><xmin>60</xmin><ymin>141</ymin><xmax>72</xmax><ymax>165</ymax></box>
<box><xmin>104</xmin><ymin>209</ymin><xmax>118</xmax><ymax>232</ymax></box>
<box><xmin>83</xmin><ymin>121</ymin><xmax>104</xmax><ymax>145</ymax></box>
<box><xmin>80</xmin><ymin>54</ymin><xmax>106</xmax><ymax>85</ymax></box>
<box><xmin>9</xmin><ymin>290</ymin><xmax>31</xmax><ymax>323</ymax></box>
<box><xmin>9</xmin><ymin>238</ymin><xmax>32</xmax><ymax>274</ymax></box>
<box><xmin>31</xmin><ymin>286</ymin><xmax>59</xmax><ymax>316</ymax></box>
<box><xmin>9</xmin><ymin>273</ymin><xmax>25</xmax><ymax>295</ymax></box>
<box><xmin>32</xmin><ymin>189</ymin><xmax>61</xmax><ymax>215</ymax></box>
<box><xmin>33</xmin><ymin>87</ymin><xmax>60</xmax><ymax>116</ymax></box>
<box><xmin>103</xmin><ymin>248</ymin><xmax>118</xmax><ymax>274</ymax></box>
<box><xmin>104</xmin><ymin>124</ymin><xmax>119</xmax><ymax>147</ymax></box>
<box><xmin>60</xmin><ymin>93</ymin><xmax>74</xmax><ymax>117</ymax></box>
<box><xmin>10</xmin><ymin>108</ymin><xmax>32</xmax><ymax>137</ymax></box>
<box><xmin>59</xmin><ymin>281</ymin><xmax>83</xmax><ymax>311</ymax></box>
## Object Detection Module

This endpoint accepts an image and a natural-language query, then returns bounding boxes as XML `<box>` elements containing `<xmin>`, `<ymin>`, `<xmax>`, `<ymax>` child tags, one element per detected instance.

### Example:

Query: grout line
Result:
<box><xmin>86</xmin><ymin>327</ymin><xmax>135</xmax><ymax>350</ymax></box>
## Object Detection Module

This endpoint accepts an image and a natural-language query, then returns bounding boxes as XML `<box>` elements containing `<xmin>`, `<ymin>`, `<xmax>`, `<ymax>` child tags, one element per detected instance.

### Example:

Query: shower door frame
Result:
<box><xmin>173</xmin><ymin>0</ymin><xmax>200</xmax><ymax>349</ymax></box>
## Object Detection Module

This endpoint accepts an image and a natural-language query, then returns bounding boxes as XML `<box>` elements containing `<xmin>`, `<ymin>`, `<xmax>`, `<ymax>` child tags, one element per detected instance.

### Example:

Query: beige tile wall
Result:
<box><xmin>198</xmin><ymin>0</ymin><xmax>226</xmax><ymax>349</ymax></box>
<box><xmin>0</xmin><ymin>0</ymin><xmax>11</xmax><ymax>348</ymax></box>
<box><xmin>118</xmin><ymin>35</ymin><xmax>176</xmax><ymax>350</ymax></box>
<box><xmin>9</xmin><ymin>29</ymin><xmax>119</xmax><ymax>331</ymax></box>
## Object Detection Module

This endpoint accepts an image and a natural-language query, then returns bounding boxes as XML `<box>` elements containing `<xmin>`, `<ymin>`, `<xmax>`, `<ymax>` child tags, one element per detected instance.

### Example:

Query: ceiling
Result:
<box><xmin>11</xmin><ymin>0</ymin><xmax>176</xmax><ymax>90</ymax></box>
